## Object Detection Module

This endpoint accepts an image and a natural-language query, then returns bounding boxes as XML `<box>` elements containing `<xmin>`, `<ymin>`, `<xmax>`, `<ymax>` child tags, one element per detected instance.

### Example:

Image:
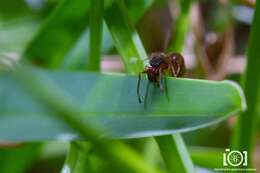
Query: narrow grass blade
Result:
<box><xmin>189</xmin><ymin>147</ymin><xmax>223</xmax><ymax>169</ymax></box>
<box><xmin>23</xmin><ymin>0</ymin><xmax>90</xmax><ymax>67</ymax></box>
<box><xmin>125</xmin><ymin>0</ymin><xmax>155</xmax><ymax>23</ymax></box>
<box><xmin>86</xmin><ymin>0</ymin><xmax>103</xmax><ymax>71</ymax></box>
<box><xmin>72</xmin><ymin>143</ymin><xmax>93</xmax><ymax>173</ymax></box>
<box><xmin>231</xmin><ymin>0</ymin><xmax>260</xmax><ymax>166</ymax></box>
<box><xmin>167</xmin><ymin>0</ymin><xmax>192</xmax><ymax>52</ymax></box>
<box><xmin>61</xmin><ymin>142</ymin><xmax>79</xmax><ymax>173</ymax></box>
<box><xmin>155</xmin><ymin>134</ymin><xmax>194</xmax><ymax>173</ymax></box>
<box><xmin>104</xmin><ymin>0</ymin><xmax>148</xmax><ymax>73</ymax></box>
<box><xmin>61</xmin><ymin>142</ymin><xmax>92</xmax><ymax>173</ymax></box>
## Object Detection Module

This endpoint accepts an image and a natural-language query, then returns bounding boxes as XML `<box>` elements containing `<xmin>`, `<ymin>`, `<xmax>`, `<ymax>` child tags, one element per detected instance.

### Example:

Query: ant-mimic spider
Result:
<box><xmin>137</xmin><ymin>52</ymin><xmax>185</xmax><ymax>104</ymax></box>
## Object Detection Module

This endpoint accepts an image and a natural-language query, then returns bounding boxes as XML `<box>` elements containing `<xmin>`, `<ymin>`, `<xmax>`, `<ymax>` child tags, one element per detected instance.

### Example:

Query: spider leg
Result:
<box><xmin>169</xmin><ymin>62</ymin><xmax>178</xmax><ymax>77</ymax></box>
<box><xmin>163</xmin><ymin>76</ymin><xmax>170</xmax><ymax>102</ymax></box>
<box><xmin>137</xmin><ymin>73</ymin><xmax>142</xmax><ymax>103</ymax></box>
<box><xmin>158</xmin><ymin>68</ymin><xmax>164</xmax><ymax>91</ymax></box>
<box><xmin>144</xmin><ymin>82</ymin><xmax>150</xmax><ymax>109</ymax></box>
<box><xmin>175</xmin><ymin>65</ymin><xmax>181</xmax><ymax>76</ymax></box>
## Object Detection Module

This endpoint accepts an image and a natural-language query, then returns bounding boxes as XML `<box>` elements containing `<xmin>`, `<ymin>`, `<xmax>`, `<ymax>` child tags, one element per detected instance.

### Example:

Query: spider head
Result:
<box><xmin>149</xmin><ymin>53</ymin><xmax>166</xmax><ymax>68</ymax></box>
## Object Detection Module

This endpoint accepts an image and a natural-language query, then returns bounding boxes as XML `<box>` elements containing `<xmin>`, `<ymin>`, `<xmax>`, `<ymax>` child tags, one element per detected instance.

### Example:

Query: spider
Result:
<box><xmin>137</xmin><ymin>52</ymin><xmax>185</xmax><ymax>103</ymax></box>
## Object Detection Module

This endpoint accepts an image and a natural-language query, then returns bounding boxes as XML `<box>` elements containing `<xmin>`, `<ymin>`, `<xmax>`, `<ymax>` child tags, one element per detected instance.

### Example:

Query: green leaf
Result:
<box><xmin>0</xmin><ymin>68</ymin><xmax>246</xmax><ymax>140</ymax></box>
<box><xmin>231</xmin><ymin>0</ymin><xmax>260</xmax><ymax>166</ymax></box>
<box><xmin>23</xmin><ymin>0</ymin><xmax>90</xmax><ymax>67</ymax></box>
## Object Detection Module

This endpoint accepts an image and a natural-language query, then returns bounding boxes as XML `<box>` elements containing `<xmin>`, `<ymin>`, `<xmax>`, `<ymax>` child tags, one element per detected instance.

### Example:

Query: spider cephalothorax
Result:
<box><xmin>137</xmin><ymin>52</ymin><xmax>185</xmax><ymax>103</ymax></box>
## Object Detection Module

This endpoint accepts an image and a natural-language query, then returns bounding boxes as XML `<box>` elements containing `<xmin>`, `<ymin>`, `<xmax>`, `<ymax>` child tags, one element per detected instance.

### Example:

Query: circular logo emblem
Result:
<box><xmin>227</xmin><ymin>150</ymin><xmax>243</xmax><ymax>167</ymax></box>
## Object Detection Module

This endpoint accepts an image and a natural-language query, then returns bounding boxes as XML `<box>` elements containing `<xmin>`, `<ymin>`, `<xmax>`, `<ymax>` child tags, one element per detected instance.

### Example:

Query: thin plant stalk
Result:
<box><xmin>104</xmin><ymin>0</ymin><xmax>148</xmax><ymax>73</ymax></box>
<box><xmin>167</xmin><ymin>0</ymin><xmax>192</xmax><ymax>52</ymax></box>
<box><xmin>87</xmin><ymin>0</ymin><xmax>104</xmax><ymax>71</ymax></box>
<box><xmin>155</xmin><ymin>135</ymin><xmax>194</xmax><ymax>173</ymax></box>
<box><xmin>61</xmin><ymin>142</ymin><xmax>79</xmax><ymax>173</ymax></box>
